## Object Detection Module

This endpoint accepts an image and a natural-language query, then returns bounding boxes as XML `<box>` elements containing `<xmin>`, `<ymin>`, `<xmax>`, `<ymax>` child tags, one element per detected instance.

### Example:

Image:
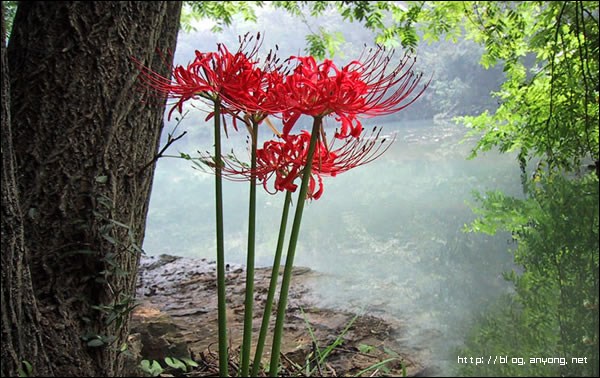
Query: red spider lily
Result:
<box><xmin>202</xmin><ymin>127</ymin><xmax>394</xmax><ymax>200</ymax></box>
<box><xmin>132</xmin><ymin>33</ymin><xmax>282</xmax><ymax>122</ymax></box>
<box><xmin>275</xmin><ymin>47</ymin><xmax>430</xmax><ymax>139</ymax></box>
<box><xmin>206</xmin><ymin>65</ymin><xmax>288</xmax><ymax>136</ymax></box>
<box><xmin>254</xmin><ymin>131</ymin><xmax>332</xmax><ymax>199</ymax></box>
<box><xmin>220</xmin><ymin>50</ymin><xmax>291</xmax><ymax>125</ymax></box>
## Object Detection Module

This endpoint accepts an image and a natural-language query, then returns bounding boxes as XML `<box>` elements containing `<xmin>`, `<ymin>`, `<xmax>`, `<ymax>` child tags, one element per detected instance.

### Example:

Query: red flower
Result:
<box><xmin>275</xmin><ymin>47</ymin><xmax>429</xmax><ymax>139</ymax></box>
<box><xmin>219</xmin><ymin>52</ymin><xmax>290</xmax><ymax>124</ymax></box>
<box><xmin>133</xmin><ymin>33</ymin><xmax>272</xmax><ymax>121</ymax></box>
<box><xmin>209</xmin><ymin>127</ymin><xmax>393</xmax><ymax>200</ymax></box>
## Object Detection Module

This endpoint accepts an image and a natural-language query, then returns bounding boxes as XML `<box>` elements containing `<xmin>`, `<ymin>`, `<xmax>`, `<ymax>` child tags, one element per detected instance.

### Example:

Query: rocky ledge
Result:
<box><xmin>130</xmin><ymin>254</ymin><xmax>432</xmax><ymax>376</ymax></box>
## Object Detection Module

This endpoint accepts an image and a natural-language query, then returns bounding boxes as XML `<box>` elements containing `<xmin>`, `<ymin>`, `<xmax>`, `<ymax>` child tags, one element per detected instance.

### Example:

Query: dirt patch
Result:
<box><xmin>130</xmin><ymin>254</ymin><xmax>433</xmax><ymax>376</ymax></box>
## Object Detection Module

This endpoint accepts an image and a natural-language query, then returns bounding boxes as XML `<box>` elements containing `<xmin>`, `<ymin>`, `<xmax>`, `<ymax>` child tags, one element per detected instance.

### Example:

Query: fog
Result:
<box><xmin>142</xmin><ymin>5</ymin><xmax>522</xmax><ymax>374</ymax></box>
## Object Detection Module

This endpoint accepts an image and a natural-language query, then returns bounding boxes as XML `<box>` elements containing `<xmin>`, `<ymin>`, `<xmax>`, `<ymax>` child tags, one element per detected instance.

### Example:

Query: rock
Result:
<box><xmin>121</xmin><ymin>333</ymin><xmax>143</xmax><ymax>377</ymax></box>
<box><xmin>131</xmin><ymin>254</ymin><xmax>427</xmax><ymax>376</ymax></box>
<box><xmin>131</xmin><ymin>313</ymin><xmax>192</xmax><ymax>361</ymax></box>
<box><xmin>144</xmin><ymin>254</ymin><xmax>181</xmax><ymax>271</ymax></box>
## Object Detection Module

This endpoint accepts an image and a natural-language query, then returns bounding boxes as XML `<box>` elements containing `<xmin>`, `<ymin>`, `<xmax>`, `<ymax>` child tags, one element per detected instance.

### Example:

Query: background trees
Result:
<box><xmin>183</xmin><ymin>1</ymin><xmax>598</xmax><ymax>175</ymax></box>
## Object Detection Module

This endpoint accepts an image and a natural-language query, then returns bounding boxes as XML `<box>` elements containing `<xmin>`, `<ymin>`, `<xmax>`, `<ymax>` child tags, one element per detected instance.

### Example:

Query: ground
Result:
<box><xmin>130</xmin><ymin>254</ymin><xmax>434</xmax><ymax>377</ymax></box>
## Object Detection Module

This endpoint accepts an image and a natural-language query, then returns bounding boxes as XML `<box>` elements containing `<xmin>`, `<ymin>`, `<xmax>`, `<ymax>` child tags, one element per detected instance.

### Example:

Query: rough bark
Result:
<box><xmin>1</xmin><ymin>4</ymin><xmax>52</xmax><ymax>377</ymax></box>
<box><xmin>5</xmin><ymin>2</ymin><xmax>181</xmax><ymax>376</ymax></box>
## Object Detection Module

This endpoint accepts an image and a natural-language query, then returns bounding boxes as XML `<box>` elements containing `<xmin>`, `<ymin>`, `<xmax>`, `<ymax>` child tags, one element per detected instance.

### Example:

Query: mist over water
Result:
<box><xmin>144</xmin><ymin>118</ymin><xmax>523</xmax><ymax>374</ymax></box>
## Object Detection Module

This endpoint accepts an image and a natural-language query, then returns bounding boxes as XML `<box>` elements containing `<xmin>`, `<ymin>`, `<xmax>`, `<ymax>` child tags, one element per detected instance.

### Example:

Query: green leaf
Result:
<box><xmin>140</xmin><ymin>360</ymin><xmax>163</xmax><ymax>377</ymax></box>
<box><xmin>101</xmin><ymin>234</ymin><xmax>117</xmax><ymax>245</ymax></box>
<box><xmin>95</xmin><ymin>175</ymin><xmax>108</xmax><ymax>184</ymax></box>
<box><xmin>27</xmin><ymin>207</ymin><xmax>39</xmax><ymax>220</ymax></box>
<box><xmin>383</xmin><ymin>346</ymin><xmax>400</xmax><ymax>357</ymax></box>
<box><xmin>107</xmin><ymin>218</ymin><xmax>131</xmax><ymax>229</ymax></box>
<box><xmin>180</xmin><ymin>357</ymin><xmax>199</xmax><ymax>368</ymax></box>
<box><xmin>87</xmin><ymin>338</ymin><xmax>105</xmax><ymax>347</ymax></box>
<box><xmin>358</xmin><ymin>343</ymin><xmax>376</xmax><ymax>354</ymax></box>
<box><xmin>94</xmin><ymin>277</ymin><xmax>108</xmax><ymax>284</ymax></box>
<box><xmin>96</xmin><ymin>195</ymin><xmax>113</xmax><ymax>209</ymax></box>
<box><xmin>102</xmin><ymin>335</ymin><xmax>117</xmax><ymax>344</ymax></box>
<box><xmin>17</xmin><ymin>361</ymin><xmax>33</xmax><ymax>377</ymax></box>
<box><xmin>164</xmin><ymin>357</ymin><xmax>187</xmax><ymax>371</ymax></box>
<box><xmin>99</xmin><ymin>223</ymin><xmax>114</xmax><ymax>234</ymax></box>
<box><xmin>105</xmin><ymin>312</ymin><xmax>119</xmax><ymax>326</ymax></box>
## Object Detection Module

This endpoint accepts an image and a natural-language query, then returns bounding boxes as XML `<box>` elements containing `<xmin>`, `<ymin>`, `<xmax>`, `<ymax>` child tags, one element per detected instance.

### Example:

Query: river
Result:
<box><xmin>144</xmin><ymin>118</ymin><xmax>523</xmax><ymax>374</ymax></box>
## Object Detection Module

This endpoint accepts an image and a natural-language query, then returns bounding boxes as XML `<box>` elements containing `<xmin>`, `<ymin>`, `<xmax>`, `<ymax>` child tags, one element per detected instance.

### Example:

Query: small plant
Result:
<box><xmin>17</xmin><ymin>361</ymin><xmax>33</xmax><ymax>378</ymax></box>
<box><xmin>75</xmin><ymin>178</ymin><xmax>143</xmax><ymax>352</ymax></box>
<box><xmin>140</xmin><ymin>360</ymin><xmax>163</xmax><ymax>377</ymax></box>
<box><xmin>300</xmin><ymin>309</ymin><xmax>358</xmax><ymax>376</ymax></box>
<box><xmin>358</xmin><ymin>343</ymin><xmax>376</xmax><ymax>354</ymax></box>
<box><xmin>140</xmin><ymin>357</ymin><xmax>199</xmax><ymax>377</ymax></box>
<box><xmin>164</xmin><ymin>356</ymin><xmax>199</xmax><ymax>372</ymax></box>
<box><xmin>81</xmin><ymin>333</ymin><xmax>117</xmax><ymax>348</ymax></box>
<box><xmin>295</xmin><ymin>309</ymin><xmax>401</xmax><ymax>377</ymax></box>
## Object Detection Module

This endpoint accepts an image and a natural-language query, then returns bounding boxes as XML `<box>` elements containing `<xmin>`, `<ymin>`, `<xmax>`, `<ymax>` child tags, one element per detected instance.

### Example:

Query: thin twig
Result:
<box><xmin>281</xmin><ymin>351</ymin><xmax>302</xmax><ymax>371</ymax></box>
<box><xmin>137</xmin><ymin>130</ymin><xmax>187</xmax><ymax>173</ymax></box>
<box><xmin>326</xmin><ymin>362</ymin><xmax>337</xmax><ymax>377</ymax></box>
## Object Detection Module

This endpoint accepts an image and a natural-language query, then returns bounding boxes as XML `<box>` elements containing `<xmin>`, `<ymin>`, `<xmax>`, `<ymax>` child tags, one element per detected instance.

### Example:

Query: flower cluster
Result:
<box><xmin>134</xmin><ymin>34</ymin><xmax>285</xmax><ymax>127</ymax></box>
<box><xmin>135</xmin><ymin>33</ymin><xmax>429</xmax><ymax>378</ymax></box>
<box><xmin>135</xmin><ymin>33</ymin><xmax>428</xmax><ymax>199</ymax></box>
<box><xmin>276</xmin><ymin>49</ymin><xmax>427</xmax><ymax>139</ymax></box>
<box><xmin>213</xmin><ymin>127</ymin><xmax>394</xmax><ymax>200</ymax></box>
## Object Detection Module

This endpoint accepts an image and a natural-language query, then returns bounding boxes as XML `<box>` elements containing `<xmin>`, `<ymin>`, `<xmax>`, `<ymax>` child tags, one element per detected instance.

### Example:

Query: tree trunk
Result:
<box><xmin>5</xmin><ymin>2</ymin><xmax>181</xmax><ymax>376</ymax></box>
<box><xmin>1</xmin><ymin>4</ymin><xmax>52</xmax><ymax>377</ymax></box>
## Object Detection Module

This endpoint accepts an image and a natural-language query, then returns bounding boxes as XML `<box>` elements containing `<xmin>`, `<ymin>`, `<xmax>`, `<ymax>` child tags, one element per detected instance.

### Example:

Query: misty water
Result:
<box><xmin>144</xmin><ymin>117</ymin><xmax>524</xmax><ymax>373</ymax></box>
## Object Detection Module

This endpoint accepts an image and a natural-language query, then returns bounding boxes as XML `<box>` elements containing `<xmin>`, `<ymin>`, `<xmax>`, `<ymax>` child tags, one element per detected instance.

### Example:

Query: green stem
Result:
<box><xmin>240</xmin><ymin>121</ymin><xmax>259</xmax><ymax>376</ymax></box>
<box><xmin>251</xmin><ymin>190</ymin><xmax>293</xmax><ymax>377</ymax></box>
<box><xmin>269</xmin><ymin>117</ymin><xmax>322</xmax><ymax>376</ymax></box>
<box><xmin>214</xmin><ymin>100</ymin><xmax>228</xmax><ymax>377</ymax></box>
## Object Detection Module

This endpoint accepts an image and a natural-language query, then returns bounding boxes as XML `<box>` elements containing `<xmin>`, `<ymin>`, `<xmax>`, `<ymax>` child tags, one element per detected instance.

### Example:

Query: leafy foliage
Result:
<box><xmin>453</xmin><ymin>2</ymin><xmax>599</xmax><ymax>175</ymax></box>
<box><xmin>181</xmin><ymin>1</ymin><xmax>415</xmax><ymax>57</ymax></box>
<box><xmin>305</xmin><ymin>27</ymin><xmax>345</xmax><ymax>59</ymax></box>
<box><xmin>462</xmin><ymin>174</ymin><xmax>599</xmax><ymax>376</ymax></box>
<box><xmin>2</xmin><ymin>1</ymin><xmax>18</xmax><ymax>41</ymax></box>
<box><xmin>140</xmin><ymin>357</ymin><xmax>199</xmax><ymax>377</ymax></box>
<box><xmin>181</xmin><ymin>1</ymin><xmax>598</xmax><ymax>175</ymax></box>
<box><xmin>181</xmin><ymin>1</ymin><xmax>263</xmax><ymax>33</ymax></box>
